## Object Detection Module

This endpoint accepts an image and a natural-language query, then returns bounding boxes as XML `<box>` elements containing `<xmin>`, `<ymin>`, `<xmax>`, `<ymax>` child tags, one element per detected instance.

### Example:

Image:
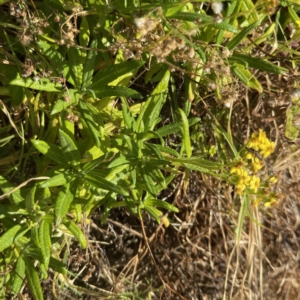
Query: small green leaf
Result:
<box><xmin>230</xmin><ymin>54</ymin><xmax>287</xmax><ymax>74</ymax></box>
<box><xmin>227</xmin><ymin>20</ymin><xmax>261</xmax><ymax>51</ymax></box>
<box><xmin>63</xmin><ymin>218</ymin><xmax>87</xmax><ymax>249</ymax></box>
<box><xmin>144</xmin><ymin>198</ymin><xmax>179</xmax><ymax>213</ymax></box>
<box><xmin>31</xmin><ymin>139</ymin><xmax>66</xmax><ymax>165</ymax></box>
<box><xmin>68</xmin><ymin>47</ymin><xmax>85</xmax><ymax>89</ymax></box>
<box><xmin>0</xmin><ymin>175</ymin><xmax>24</xmax><ymax>204</ymax></box>
<box><xmin>79</xmin><ymin>101</ymin><xmax>101</xmax><ymax>148</ymax></box>
<box><xmin>55</xmin><ymin>183</ymin><xmax>74</xmax><ymax>225</ymax></box>
<box><xmin>90</xmin><ymin>60</ymin><xmax>145</xmax><ymax>89</ymax></box>
<box><xmin>144</xmin><ymin>206</ymin><xmax>163</xmax><ymax>224</ymax></box>
<box><xmin>40</xmin><ymin>173</ymin><xmax>68</xmax><ymax>188</ymax></box>
<box><xmin>39</xmin><ymin>219</ymin><xmax>51</xmax><ymax>269</ymax></box>
<box><xmin>49</xmin><ymin>257</ymin><xmax>67</xmax><ymax>274</ymax></box>
<box><xmin>25</xmin><ymin>186</ymin><xmax>36</xmax><ymax>216</ymax></box>
<box><xmin>231</xmin><ymin>64</ymin><xmax>263</xmax><ymax>92</ymax></box>
<box><xmin>107</xmin><ymin>155</ymin><xmax>131</xmax><ymax>169</ymax></box>
<box><xmin>79</xmin><ymin>16</ymin><xmax>90</xmax><ymax>47</ymax></box>
<box><xmin>0</xmin><ymin>224</ymin><xmax>22</xmax><ymax>252</ymax></box>
<box><xmin>10</xmin><ymin>77</ymin><xmax>62</xmax><ymax>92</ymax></box>
<box><xmin>94</xmin><ymin>86</ymin><xmax>142</xmax><ymax>99</ymax></box>
<box><xmin>155</xmin><ymin>118</ymin><xmax>200</xmax><ymax>137</ymax></box>
<box><xmin>137</xmin><ymin>70</ymin><xmax>170</xmax><ymax>132</ymax></box>
<box><xmin>23</xmin><ymin>256</ymin><xmax>44</xmax><ymax>300</ymax></box>
<box><xmin>82</xmin><ymin>38</ymin><xmax>98</xmax><ymax>90</ymax></box>
<box><xmin>85</xmin><ymin>171</ymin><xmax>129</xmax><ymax>196</ymax></box>
<box><xmin>178</xmin><ymin>108</ymin><xmax>192</xmax><ymax>158</ymax></box>
<box><xmin>171</xmin><ymin>12</ymin><xmax>238</xmax><ymax>33</ymax></box>
<box><xmin>58</xmin><ymin>129</ymin><xmax>81</xmax><ymax>165</ymax></box>
<box><xmin>141</xmin><ymin>165</ymin><xmax>156</xmax><ymax>195</ymax></box>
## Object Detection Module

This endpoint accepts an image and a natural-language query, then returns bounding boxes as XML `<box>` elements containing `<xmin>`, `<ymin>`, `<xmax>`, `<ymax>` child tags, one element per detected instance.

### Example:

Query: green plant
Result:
<box><xmin>1</xmin><ymin>0</ymin><xmax>300</xmax><ymax>298</ymax></box>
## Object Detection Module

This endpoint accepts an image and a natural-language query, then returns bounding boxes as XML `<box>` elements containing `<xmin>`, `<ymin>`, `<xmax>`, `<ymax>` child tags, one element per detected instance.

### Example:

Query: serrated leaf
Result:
<box><xmin>39</xmin><ymin>219</ymin><xmax>51</xmax><ymax>269</ymax></box>
<box><xmin>63</xmin><ymin>218</ymin><xmax>87</xmax><ymax>249</ymax></box>
<box><xmin>89</xmin><ymin>60</ymin><xmax>145</xmax><ymax>89</ymax></box>
<box><xmin>31</xmin><ymin>139</ymin><xmax>66</xmax><ymax>164</ymax></box>
<box><xmin>144</xmin><ymin>198</ymin><xmax>179</xmax><ymax>213</ymax></box>
<box><xmin>10</xmin><ymin>77</ymin><xmax>62</xmax><ymax>92</ymax></box>
<box><xmin>23</xmin><ymin>256</ymin><xmax>44</xmax><ymax>300</ymax></box>
<box><xmin>94</xmin><ymin>86</ymin><xmax>142</xmax><ymax>99</ymax></box>
<box><xmin>85</xmin><ymin>171</ymin><xmax>129</xmax><ymax>196</ymax></box>
<box><xmin>58</xmin><ymin>129</ymin><xmax>81</xmax><ymax>165</ymax></box>
<box><xmin>55</xmin><ymin>183</ymin><xmax>74</xmax><ymax>225</ymax></box>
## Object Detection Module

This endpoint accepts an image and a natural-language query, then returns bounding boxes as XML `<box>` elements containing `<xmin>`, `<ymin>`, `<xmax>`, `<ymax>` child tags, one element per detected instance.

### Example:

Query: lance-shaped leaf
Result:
<box><xmin>144</xmin><ymin>198</ymin><xmax>179</xmax><ymax>213</ymax></box>
<box><xmin>39</xmin><ymin>218</ymin><xmax>51</xmax><ymax>269</ymax></box>
<box><xmin>10</xmin><ymin>255</ymin><xmax>25</xmax><ymax>295</ymax></box>
<box><xmin>79</xmin><ymin>101</ymin><xmax>101</xmax><ymax>148</ymax></box>
<box><xmin>178</xmin><ymin>108</ymin><xmax>192</xmax><ymax>158</ymax></box>
<box><xmin>144</xmin><ymin>206</ymin><xmax>163</xmax><ymax>224</ymax></box>
<box><xmin>154</xmin><ymin>117</ymin><xmax>200</xmax><ymax>137</ymax></box>
<box><xmin>39</xmin><ymin>173</ymin><xmax>69</xmax><ymax>188</ymax></box>
<box><xmin>31</xmin><ymin>139</ymin><xmax>66</xmax><ymax>165</ymax></box>
<box><xmin>58</xmin><ymin>129</ymin><xmax>81</xmax><ymax>165</ymax></box>
<box><xmin>24</xmin><ymin>256</ymin><xmax>44</xmax><ymax>300</ymax></box>
<box><xmin>227</xmin><ymin>20</ymin><xmax>261</xmax><ymax>51</ymax></box>
<box><xmin>82</xmin><ymin>38</ymin><xmax>97</xmax><ymax>90</ymax></box>
<box><xmin>231</xmin><ymin>64</ymin><xmax>262</xmax><ymax>92</ymax></box>
<box><xmin>170</xmin><ymin>12</ymin><xmax>238</xmax><ymax>33</ymax></box>
<box><xmin>85</xmin><ymin>170</ymin><xmax>129</xmax><ymax>196</ymax></box>
<box><xmin>55</xmin><ymin>183</ymin><xmax>74</xmax><ymax>225</ymax></box>
<box><xmin>10</xmin><ymin>77</ymin><xmax>62</xmax><ymax>92</ymax></box>
<box><xmin>136</xmin><ymin>70</ymin><xmax>170</xmax><ymax>132</ymax></box>
<box><xmin>0</xmin><ymin>224</ymin><xmax>22</xmax><ymax>252</ymax></box>
<box><xmin>229</xmin><ymin>54</ymin><xmax>287</xmax><ymax>74</ymax></box>
<box><xmin>63</xmin><ymin>218</ymin><xmax>87</xmax><ymax>249</ymax></box>
<box><xmin>93</xmin><ymin>86</ymin><xmax>142</xmax><ymax>99</ymax></box>
<box><xmin>89</xmin><ymin>60</ymin><xmax>145</xmax><ymax>89</ymax></box>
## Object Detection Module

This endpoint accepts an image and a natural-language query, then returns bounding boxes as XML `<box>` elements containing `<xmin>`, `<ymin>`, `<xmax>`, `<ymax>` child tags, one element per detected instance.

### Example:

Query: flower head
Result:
<box><xmin>249</xmin><ymin>176</ymin><xmax>261</xmax><ymax>193</ymax></box>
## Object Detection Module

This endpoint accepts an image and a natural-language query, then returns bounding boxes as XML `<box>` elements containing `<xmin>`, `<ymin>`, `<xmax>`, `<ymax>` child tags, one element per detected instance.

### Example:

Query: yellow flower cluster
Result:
<box><xmin>246</xmin><ymin>129</ymin><xmax>275</xmax><ymax>158</ymax></box>
<box><xmin>229</xmin><ymin>130</ymin><xmax>279</xmax><ymax>207</ymax></box>
<box><xmin>230</xmin><ymin>166</ymin><xmax>260</xmax><ymax>195</ymax></box>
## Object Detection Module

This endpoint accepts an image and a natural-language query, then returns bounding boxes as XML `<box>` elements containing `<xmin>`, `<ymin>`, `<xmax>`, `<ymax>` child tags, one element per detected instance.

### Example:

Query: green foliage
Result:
<box><xmin>0</xmin><ymin>0</ymin><xmax>299</xmax><ymax>298</ymax></box>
